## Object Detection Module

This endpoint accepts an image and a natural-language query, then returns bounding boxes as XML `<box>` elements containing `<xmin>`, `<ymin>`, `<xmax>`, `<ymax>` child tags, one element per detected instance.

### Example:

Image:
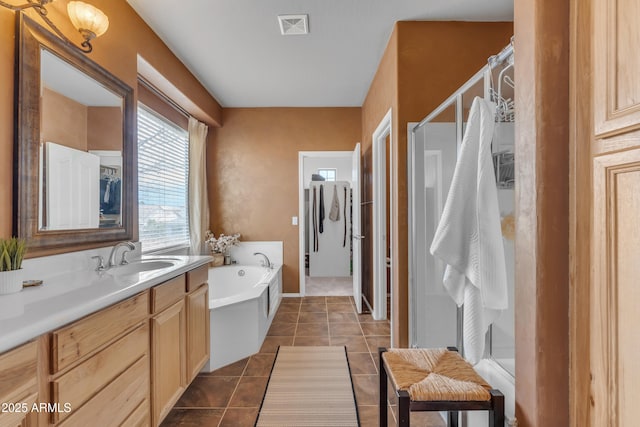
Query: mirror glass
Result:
<box><xmin>39</xmin><ymin>49</ymin><xmax>124</xmax><ymax>230</ymax></box>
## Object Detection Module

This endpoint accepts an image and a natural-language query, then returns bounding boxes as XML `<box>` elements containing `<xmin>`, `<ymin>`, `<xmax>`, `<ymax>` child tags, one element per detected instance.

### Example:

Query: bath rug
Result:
<box><xmin>255</xmin><ymin>346</ymin><xmax>359</xmax><ymax>427</ymax></box>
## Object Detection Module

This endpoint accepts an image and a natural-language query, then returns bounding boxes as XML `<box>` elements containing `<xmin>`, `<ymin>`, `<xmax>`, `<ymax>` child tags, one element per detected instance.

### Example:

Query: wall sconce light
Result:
<box><xmin>0</xmin><ymin>0</ymin><xmax>108</xmax><ymax>53</ymax></box>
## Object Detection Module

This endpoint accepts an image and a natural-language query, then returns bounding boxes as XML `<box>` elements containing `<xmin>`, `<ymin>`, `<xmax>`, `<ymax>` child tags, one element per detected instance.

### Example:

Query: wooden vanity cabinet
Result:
<box><xmin>0</xmin><ymin>341</ymin><xmax>39</xmax><ymax>427</ymax></box>
<box><xmin>0</xmin><ymin>264</ymin><xmax>210</xmax><ymax>427</ymax></box>
<box><xmin>186</xmin><ymin>265</ymin><xmax>210</xmax><ymax>383</ymax></box>
<box><xmin>150</xmin><ymin>275</ymin><xmax>187</xmax><ymax>426</ymax></box>
<box><xmin>49</xmin><ymin>292</ymin><xmax>151</xmax><ymax>427</ymax></box>
<box><xmin>150</xmin><ymin>267</ymin><xmax>211</xmax><ymax>426</ymax></box>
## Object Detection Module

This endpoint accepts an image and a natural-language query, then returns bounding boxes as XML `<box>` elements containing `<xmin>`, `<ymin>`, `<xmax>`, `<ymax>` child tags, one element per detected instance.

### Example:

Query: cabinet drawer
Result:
<box><xmin>186</xmin><ymin>264</ymin><xmax>208</xmax><ymax>292</ymax></box>
<box><xmin>0</xmin><ymin>340</ymin><xmax>38</xmax><ymax>406</ymax></box>
<box><xmin>51</xmin><ymin>323</ymin><xmax>148</xmax><ymax>424</ymax></box>
<box><xmin>122</xmin><ymin>399</ymin><xmax>150</xmax><ymax>427</ymax></box>
<box><xmin>58</xmin><ymin>355</ymin><xmax>149</xmax><ymax>427</ymax></box>
<box><xmin>51</xmin><ymin>292</ymin><xmax>149</xmax><ymax>373</ymax></box>
<box><xmin>0</xmin><ymin>391</ymin><xmax>37</xmax><ymax>427</ymax></box>
<box><xmin>151</xmin><ymin>275</ymin><xmax>185</xmax><ymax>313</ymax></box>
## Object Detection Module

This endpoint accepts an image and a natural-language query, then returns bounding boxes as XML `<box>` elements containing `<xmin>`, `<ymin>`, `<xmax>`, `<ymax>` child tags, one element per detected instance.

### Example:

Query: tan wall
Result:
<box><xmin>41</xmin><ymin>87</ymin><xmax>88</xmax><ymax>152</ymax></box>
<box><xmin>87</xmin><ymin>107</ymin><xmax>123</xmax><ymax>151</ymax></box>
<box><xmin>361</xmin><ymin>21</ymin><xmax>512</xmax><ymax>346</ymax></box>
<box><xmin>41</xmin><ymin>90</ymin><xmax>123</xmax><ymax>152</ymax></box>
<box><xmin>208</xmin><ymin>108</ymin><xmax>362</xmax><ymax>293</ymax></box>
<box><xmin>0</xmin><ymin>2</ymin><xmax>221</xmax><ymax>239</ymax></box>
<box><xmin>514</xmin><ymin>0</ymin><xmax>570</xmax><ymax>425</ymax></box>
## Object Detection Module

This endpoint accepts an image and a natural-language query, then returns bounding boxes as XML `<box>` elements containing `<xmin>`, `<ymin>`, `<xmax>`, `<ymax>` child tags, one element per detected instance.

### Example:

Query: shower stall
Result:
<box><xmin>408</xmin><ymin>41</ymin><xmax>516</xmax><ymax>425</ymax></box>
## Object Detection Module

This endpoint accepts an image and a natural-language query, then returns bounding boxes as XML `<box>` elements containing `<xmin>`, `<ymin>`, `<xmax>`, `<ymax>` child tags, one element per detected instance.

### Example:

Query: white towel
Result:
<box><xmin>430</xmin><ymin>96</ymin><xmax>508</xmax><ymax>364</ymax></box>
<box><xmin>328</xmin><ymin>184</ymin><xmax>340</xmax><ymax>221</ymax></box>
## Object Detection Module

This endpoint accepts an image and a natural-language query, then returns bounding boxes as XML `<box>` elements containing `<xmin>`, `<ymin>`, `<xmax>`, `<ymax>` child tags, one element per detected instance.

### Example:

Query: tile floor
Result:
<box><xmin>162</xmin><ymin>296</ymin><xmax>445</xmax><ymax>427</ymax></box>
<box><xmin>305</xmin><ymin>275</ymin><xmax>354</xmax><ymax>296</ymax></box>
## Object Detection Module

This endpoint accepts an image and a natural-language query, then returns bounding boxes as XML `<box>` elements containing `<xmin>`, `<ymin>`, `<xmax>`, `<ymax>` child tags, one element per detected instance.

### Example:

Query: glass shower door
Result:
<box><xmin>409</xmin><ymin>102</ymin><xmax>458</xmax><ymax>349</ymax></box>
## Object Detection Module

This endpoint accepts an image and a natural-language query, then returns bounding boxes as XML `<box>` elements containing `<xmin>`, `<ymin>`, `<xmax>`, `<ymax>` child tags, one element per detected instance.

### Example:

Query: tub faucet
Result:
<box><xmin>253</xmin><ymin>252</ymin><xmax>271</xmax><ymax>269</ymax></box>
<box><xmin>108</xmin><ymin>241</ymin><xmax>136</xmax><ymax>268</ymax></box>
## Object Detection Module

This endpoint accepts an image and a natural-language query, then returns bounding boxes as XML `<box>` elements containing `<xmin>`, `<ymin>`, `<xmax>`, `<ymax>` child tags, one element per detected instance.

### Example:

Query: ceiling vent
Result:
<box><xmin>278</xmin><ymin>14</ymin><xmax>309</xmax><ymax>36</ymax></box>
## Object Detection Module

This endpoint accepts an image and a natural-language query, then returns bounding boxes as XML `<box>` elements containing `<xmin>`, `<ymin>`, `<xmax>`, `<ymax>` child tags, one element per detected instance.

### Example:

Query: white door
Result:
<box><xmin>352</xmin><ymin>143</ymin><xmax>362</xmax><ymax>313</ymax></box>
<box><xmin>46</xmin><ymin>142</ymin><xmax>100</xmax><ymax>230</ymax></box>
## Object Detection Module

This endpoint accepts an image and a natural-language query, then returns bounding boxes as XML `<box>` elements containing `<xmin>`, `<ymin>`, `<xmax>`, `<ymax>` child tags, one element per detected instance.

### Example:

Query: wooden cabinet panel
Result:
<box><xmin>58</xmin><ymin>356</ymin><xmax>149</xmax><ymax>427</ymax></box>
<box><xmin>151</xmin><ymin>275</ymin><xmax>185</xmax><ymax>313</ymax></box>
<box><xmin>0</xmin><ymin>341</ymin><xmax>38</xmax><ymax>427</ymax></box>
<box><xmin>122</xmin><ymin>400</ymin><xmax>150</xmax><ymax>427</ymax></box>
<box><xmin>51</xmin><ymin>323</ymin><xmax>148</xmax><ymax>424</ymax></box>
<box><xmin>186</xmin><ymin>284</ymin><xmax>209</xmax><ymax>382</ymax></box>
<box><xmin>0</xmin><ymin>341</ymin><xmax>37</xmax><ymax>405</ymax></box>
<box><xmin>51</xmin><ymin>292</ymin><xmax>149</xmax><ymax>373</ymax></box>
<box><xmin>592</xmin><ymin>150</ymin><xmax>640</xmax><ymax>427</ymax></box>
<box><xmin>0</xmin><ymin>392</ymin><xmax>37</xmax><ymax>427</ymax></box>
<box><xmin>186</xmin><ymin>264</ymin><xmax>208</xmax><ymax>293</ymax></box>
<box><xmin>151</xmin><ymin>299</ymin><xmax>186</xmax><ymax>426</ymax></box>
<box><xmin>594</xmin><ymin>0</ymin><xmax>640</xmax><ymax>137</ymax></box>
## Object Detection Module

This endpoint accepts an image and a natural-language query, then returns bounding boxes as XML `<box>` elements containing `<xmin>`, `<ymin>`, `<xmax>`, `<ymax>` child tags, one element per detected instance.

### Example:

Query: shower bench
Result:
<box><xmin>379</xmin><ymin>347</ymin><xmax>504</xmax><ymax>427</ymax></box>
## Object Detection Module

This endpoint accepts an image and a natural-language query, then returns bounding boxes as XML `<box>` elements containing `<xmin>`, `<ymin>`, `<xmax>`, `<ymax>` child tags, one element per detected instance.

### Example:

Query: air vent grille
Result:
<box><xmin>278</xmin><ymin>14</ymin><xmax>309</xmax><ymax>36</ymax></box>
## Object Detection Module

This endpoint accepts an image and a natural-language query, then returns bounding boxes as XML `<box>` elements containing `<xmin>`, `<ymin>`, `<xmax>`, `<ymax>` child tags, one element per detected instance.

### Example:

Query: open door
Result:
<box><xmin>352</xmin><ymin>143</ymin><xmax>362</xmax><ymax>313</ymax></box>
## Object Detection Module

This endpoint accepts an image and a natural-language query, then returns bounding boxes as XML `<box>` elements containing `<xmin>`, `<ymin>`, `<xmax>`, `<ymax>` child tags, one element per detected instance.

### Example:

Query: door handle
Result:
<box><xmin>354</xmin><ymin>234</ymin><xmax>365</xmax><ymax>240</ymax></box>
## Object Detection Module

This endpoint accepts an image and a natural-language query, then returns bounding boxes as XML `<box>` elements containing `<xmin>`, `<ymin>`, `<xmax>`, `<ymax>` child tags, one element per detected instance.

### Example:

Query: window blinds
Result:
<box><xmin>138</xmin><ymin>104</ymin><xmax>190</xmax><ymax>252</ymax></box>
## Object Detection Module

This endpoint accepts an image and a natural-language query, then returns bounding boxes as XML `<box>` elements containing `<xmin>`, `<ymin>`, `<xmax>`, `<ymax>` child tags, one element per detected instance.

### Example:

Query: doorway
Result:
<box><xmin>298</xmin><ymin>148</ymin><xmax>361</xmax><ymax>304</ymax></box>
<box><xmin>371</xmin><ymin>109</ymin><xmax>393</xmax><ymax>322</ymax></box>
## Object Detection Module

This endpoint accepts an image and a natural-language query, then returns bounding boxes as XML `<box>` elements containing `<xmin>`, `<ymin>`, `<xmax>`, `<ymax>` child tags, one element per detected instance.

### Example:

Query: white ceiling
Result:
<box><xmin>42</xmin><ymin>50</ymin><xmax>122</xmax><ymax>107</ymax></box>
<box><xmin>126</xmin><ymin>0</ymin><xmax>513</xmax><ymax>108</ymax></box>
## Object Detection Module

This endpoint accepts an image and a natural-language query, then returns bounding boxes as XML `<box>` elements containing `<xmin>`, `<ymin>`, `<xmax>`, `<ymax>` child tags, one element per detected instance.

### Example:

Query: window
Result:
<box><xmin>317</xmin><ymin>168</ymin><xmax>337</xmax><ymax>181</ymax></box>
<box><xmin>138</xmin><ymin>104</ymin><xmax>190</xmax><ymax>252</ymax></box>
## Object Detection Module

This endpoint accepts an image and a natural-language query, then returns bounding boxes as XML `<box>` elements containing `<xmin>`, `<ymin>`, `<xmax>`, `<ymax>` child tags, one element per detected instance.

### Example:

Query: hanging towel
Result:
<box><xmin>429</xmin><ymin>96</ymin><xmax>508</xmax><ymax>365</ymax></box>
<box><xmin>343</xmin><ymin>186</ymin><xmax>347</xmax><ymax>247</ymax></box>
<box><xmin>319</xmin><ymin>184</ymin><xmax>325</xmax><ymax>233</ymax></box>
<box><xmin>329</xmin><ymin>184</ymin><xmax>340</xmax><ymax>221</ymax></box>
<box><xmin>312</xmin><ymin>186</ymin><xmax>318</xmax><ymax>252</ymax></box>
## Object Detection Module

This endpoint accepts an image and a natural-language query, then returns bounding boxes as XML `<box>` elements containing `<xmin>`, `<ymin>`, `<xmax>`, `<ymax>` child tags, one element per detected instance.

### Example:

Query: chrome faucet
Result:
<box><xmin>253</xmin><ymin>252</ymin><xmax>271</xmax><ymax>269</ymax></box>
<box><xmin>108</xmin><ymin>241</ymin><xmax>136</xmax><ymax>268</ymax></box>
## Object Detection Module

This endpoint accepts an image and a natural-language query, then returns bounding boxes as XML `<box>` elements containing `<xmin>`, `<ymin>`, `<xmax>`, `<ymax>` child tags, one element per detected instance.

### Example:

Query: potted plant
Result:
<box><xmin>0</xmin><ymin>237</ymin><xmax>27</xmax><ymax>295</ymax></box>
<box><xmin>205</xmin><ymin>231</ymin><xmax>240</xmax><ymax>267</ymax></box>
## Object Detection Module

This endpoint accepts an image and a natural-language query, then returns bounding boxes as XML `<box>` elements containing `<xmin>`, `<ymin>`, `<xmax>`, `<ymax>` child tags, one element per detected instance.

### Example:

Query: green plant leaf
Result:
<box><xmin>0</xmin><ymin>237</ymin><xmax>26</xmax><ymax>271</ymax></box>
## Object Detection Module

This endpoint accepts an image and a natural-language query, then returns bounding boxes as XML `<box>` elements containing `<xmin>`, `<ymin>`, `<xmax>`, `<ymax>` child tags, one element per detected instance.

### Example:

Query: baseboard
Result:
<box><xmin>283</xmin><ymin>293</ymin><xmax>301</xmax><ymax>298</ymax></box>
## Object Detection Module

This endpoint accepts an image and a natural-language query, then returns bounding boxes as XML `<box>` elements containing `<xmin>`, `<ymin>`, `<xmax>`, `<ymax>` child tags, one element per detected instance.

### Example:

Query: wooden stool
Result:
<box><xmin>379</xmin><ymin>347</ymin><xmax>504</xmax><ymax>427</ymax></box>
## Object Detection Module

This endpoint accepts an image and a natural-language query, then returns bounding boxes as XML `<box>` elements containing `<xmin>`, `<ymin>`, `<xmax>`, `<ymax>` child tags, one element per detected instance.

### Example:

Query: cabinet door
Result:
<box><xmin>572</xmin><ymin>0</ymin><xmax>640</xmax><ymax>425</ymax></box>
<box><xmin>151</xmin><ymin>300</ymin><xmax>186</xmax><ymax>426</ymax></box>
<box><xmin>186</xmin><ymin>284</ymin><xmax>209</xmax><ymax>382</ymax></box>
<box><xmin>594</xmin><ymin>0</ymin><xmax>640</xmax><ymax>137</ymax></box>
<box><xmin>0</xmin><ymin>341</ymin><xmax>38</xmax><ymax>427</ymax></box>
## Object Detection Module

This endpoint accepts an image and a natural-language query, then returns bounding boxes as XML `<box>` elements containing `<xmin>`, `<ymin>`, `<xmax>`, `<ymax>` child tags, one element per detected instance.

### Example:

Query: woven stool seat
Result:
<box><xmin>382</xmin><ymin>348</ymin><xmax>491</xmax><ymax>402</ymax></box>
<box><xmin>379</xmin><ymin>347</ymin><xmax>504</xmax><ymax>427</ymax></box>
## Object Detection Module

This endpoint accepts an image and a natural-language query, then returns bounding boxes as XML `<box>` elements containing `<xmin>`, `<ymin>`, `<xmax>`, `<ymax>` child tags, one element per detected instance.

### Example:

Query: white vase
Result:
<box><xmin>0</xmin><ymin>269</ymin><xmax>25</xmax><ymax>295</ymax></box>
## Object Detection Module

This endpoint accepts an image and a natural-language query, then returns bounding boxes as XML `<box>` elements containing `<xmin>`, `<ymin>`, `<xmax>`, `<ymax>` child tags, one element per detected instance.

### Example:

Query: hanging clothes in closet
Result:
<box><xmin>308</xmin><ymin>181</ymin><xmax>351</xmax><ymax>277</ymax></box>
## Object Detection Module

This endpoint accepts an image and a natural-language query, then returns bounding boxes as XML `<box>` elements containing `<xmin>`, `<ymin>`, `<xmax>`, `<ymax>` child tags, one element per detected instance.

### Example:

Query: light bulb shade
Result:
<box><xmin>67</xmin><ymin>1</ymin><xmax>109</xmax><ymax>39</ymax></box>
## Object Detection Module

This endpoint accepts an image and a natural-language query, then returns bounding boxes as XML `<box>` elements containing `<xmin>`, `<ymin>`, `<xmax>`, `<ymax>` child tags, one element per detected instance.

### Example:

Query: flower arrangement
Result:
<box><xmin>205</xmin><ymin>230</ymin><xmax>240</xmax><ymax>254</ymax></box>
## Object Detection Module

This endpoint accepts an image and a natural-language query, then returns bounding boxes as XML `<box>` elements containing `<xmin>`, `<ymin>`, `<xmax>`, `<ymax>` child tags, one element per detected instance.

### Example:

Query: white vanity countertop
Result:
<box><xmin>0</xmin><ymin>255</ymin><xmax>212</xmax><ymax>354</ymax></box>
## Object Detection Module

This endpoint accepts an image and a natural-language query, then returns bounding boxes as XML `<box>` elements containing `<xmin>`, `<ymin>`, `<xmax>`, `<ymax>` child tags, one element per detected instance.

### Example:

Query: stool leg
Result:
<box><xmin>489</xmin><ymin>389</ymin><xmax>505</xmax><ymax>427</ymax></box>
<box><xmin>398</xmin><ymin>390</ymin><xmax>410</xmax><ymax>427</ymax></box>
<box><xmin>448</xmin><ymin>411</ymin><xmax>459</xmax><ymax>427</ymax></box>
<box><xmin>379</xmin><ymin>348</ymin><xmax>388</xmax><ymax>427</ymax></box>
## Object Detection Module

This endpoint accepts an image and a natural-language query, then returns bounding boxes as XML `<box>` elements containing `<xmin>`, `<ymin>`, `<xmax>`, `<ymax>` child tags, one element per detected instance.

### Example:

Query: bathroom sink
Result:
<box><xmin>109</xmin><ymin>260</ymin><xmax>176</xmax><ymax>276</ymax></box>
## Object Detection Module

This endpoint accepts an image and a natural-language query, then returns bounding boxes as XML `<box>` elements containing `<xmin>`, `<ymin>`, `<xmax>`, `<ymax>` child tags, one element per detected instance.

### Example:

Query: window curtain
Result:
<box><xmin>188</xmin><ymin>117</ymin><xmax>209</xmax><ymax>254</ymax></box>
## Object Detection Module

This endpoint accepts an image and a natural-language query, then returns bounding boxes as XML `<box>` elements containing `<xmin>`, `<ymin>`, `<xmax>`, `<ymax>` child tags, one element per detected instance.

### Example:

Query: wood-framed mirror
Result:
<box><xmin>14</xmin><ymin>13</ymin><xmax>136</xmax><ymax>256</ymax></box>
